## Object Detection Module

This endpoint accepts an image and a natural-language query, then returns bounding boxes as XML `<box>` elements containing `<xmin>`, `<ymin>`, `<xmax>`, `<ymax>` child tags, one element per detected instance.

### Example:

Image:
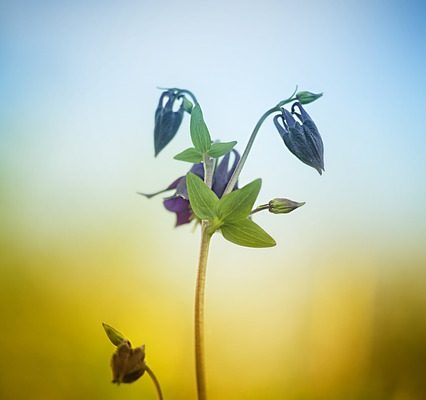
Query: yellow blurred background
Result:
<box><xmin>2</xmin><ymin>197</ymin><xmax>426</xmax><ymax>399</ymax></box>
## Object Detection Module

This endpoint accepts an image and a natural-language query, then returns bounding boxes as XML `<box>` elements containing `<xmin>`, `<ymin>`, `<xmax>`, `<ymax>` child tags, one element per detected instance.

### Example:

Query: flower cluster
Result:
<box><xmin>103</xmin><ymin>87</ymin><xmax>326</xmax><ymax>400</ymax></box>
<box><xmin>141</xmin><ymin>150</ymin><xmax>240</xmax><ymax>226</ymax></box>
<box><xmin>143</xmin><ymin>88</ymin><xmax>325</xmax><ymax>233</ymax></box>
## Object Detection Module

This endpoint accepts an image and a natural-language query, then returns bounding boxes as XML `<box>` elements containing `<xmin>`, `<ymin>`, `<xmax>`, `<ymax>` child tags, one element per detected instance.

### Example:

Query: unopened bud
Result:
<box><xmin>268</xmin><ymin>198</ymin><xmax>305</xmax><ymax>214</ymax></box>
<box><xmin>103</xmin><ymin>323</ymin><xmax>128</xmax><ymax>346</ymax></box>
<box><xmin>296</xmin><ymin>91</ymin><xmax>323</xmax><ymax>105</ymax></box>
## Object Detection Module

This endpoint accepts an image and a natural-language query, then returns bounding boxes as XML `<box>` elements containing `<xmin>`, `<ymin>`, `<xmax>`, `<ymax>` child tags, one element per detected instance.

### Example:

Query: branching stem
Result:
<box><xmin>223</xmin><ymin>92</ymin><xmax>298</xmax><ymax>196</ymax></box>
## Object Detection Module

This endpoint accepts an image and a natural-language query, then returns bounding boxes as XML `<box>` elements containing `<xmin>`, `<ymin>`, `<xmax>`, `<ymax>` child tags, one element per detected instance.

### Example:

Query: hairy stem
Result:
<box><xmin>145</xmin><ymin>364</ymin><xmax>164</xmax><ymax>400</ymax></box>
<box><xmin>192</xmin><ymin>150</ymin><xmax>215</xmax><ymax>400</ymax></box>
<box><xmin>194</xmin><ymin>224</ymin><xmax>212</xmax><ymax>400</ymax></box>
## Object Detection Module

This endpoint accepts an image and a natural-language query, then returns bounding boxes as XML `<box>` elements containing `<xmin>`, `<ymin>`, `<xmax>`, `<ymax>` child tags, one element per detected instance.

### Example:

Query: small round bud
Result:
<box><xmin>295</xmin><ymin>91</ymin><xmax>323</xmax><ymax>105</ymax></box>
<box><xmin>268</xmin><ymin>198</ymin><xmax>305</xmax><ymax>214</ymax></box>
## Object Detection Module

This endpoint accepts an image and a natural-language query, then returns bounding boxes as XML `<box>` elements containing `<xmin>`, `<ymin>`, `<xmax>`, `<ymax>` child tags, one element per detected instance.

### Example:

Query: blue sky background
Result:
<box><xmin>1</xmin><ymin>1</ymin><xmax>425</xmax><ymax>247</ymax></box>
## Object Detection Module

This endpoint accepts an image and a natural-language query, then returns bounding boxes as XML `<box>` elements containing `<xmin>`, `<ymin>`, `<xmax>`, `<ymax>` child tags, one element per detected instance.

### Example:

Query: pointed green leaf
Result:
<box><xmin>186</xmin><ymin>173</ymin><xmax>219</xmax><ymax>220</ymax></box>
<box><xmin>190</xmin><ymin>103</ymin><xmax>212</xmax><ymax>153</ymax></box>
<box><xmin>207</xmin><ymin>141</ymin><xmax>237</xmax><ymax>158</ymax></box>
<box><xmin>174</xmin><ymin>147</ymin><xmax>203</xmax><ymax>163</ymax></box>
<box><xmin>221</xmin><ymin>219</ymin><xmax>276</xmax><ymax>248</ymax></box>
<box><xmin>217</xmin><ymin>179</ymin><xmax>262</xmax><ymax>223</ymax></box>
<box><xmin>103</xmin><ymin>323</ymin><xmax>127</xmax><ymax>346</ymax></box>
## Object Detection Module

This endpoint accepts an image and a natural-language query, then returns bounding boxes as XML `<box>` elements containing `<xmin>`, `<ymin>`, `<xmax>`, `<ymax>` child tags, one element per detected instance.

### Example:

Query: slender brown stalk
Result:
<box><xmin>194</xmin><ymin>223</ymin><xmax>212</xmax><ymax>400</ymax></box>
<box><xmin>145</xmin><ymin>364</ymin><xmax>164</xmax><ymax>400</ymax></box>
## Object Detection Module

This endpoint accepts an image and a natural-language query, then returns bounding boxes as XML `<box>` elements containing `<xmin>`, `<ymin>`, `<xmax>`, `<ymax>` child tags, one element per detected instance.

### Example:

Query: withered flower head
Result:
<box><xmin>111</xmin><ymin>341</ymin><xmax>146</xmax><ymax>384</ymax></box>
<box><xmin>103</xmin><ymin>323</ymin><xmax>146</xmax><ymax>385</ymax></box>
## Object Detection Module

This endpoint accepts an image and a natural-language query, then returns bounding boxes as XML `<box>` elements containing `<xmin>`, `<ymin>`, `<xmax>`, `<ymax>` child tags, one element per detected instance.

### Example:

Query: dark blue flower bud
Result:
<box><xmin>154</xmin><ymin>90</ymin><xmax>184</xmax><ymax>156</ymax></box>
<box><xmin>274</xmin><ymin>102</ymin><xmax>324</xmax><ymax>174</ymax></box>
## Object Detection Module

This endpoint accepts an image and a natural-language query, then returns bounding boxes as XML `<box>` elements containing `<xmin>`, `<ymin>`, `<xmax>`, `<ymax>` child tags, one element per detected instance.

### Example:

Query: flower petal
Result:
<box><xmin>212</xmin><ymin>149</ymin><xmax>240</xmax><ymax>197</ymax></box>
<box><xmin>282</xmin><ymin>108</ymin><xmax>297</xmax><ymax>129</ymax></box>
<box><xmin>273</xmin><ymin>114</ymin><xmax>288</xmax><ymax>139</ymax></box>
<box><xmin>163</xmin><ymin>196</ymin><xmax>192</xmax><ymax>226</ymax></box>
<box><xmin>291</xmin><ymin>102</ymin><xmax>312</xmax><ymax>123</ymax></box>
<box><xmin>154</xmin><ymin>91</ymin><xmax>185</xmax><ymax>156</ymax></box>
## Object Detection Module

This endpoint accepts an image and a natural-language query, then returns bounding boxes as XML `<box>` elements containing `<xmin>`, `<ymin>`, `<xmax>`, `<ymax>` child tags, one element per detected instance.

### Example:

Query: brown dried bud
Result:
<box><xmin>111</xmin><ymin>341</ymin><xmax>146</xmax><ymax>384</ymax></box>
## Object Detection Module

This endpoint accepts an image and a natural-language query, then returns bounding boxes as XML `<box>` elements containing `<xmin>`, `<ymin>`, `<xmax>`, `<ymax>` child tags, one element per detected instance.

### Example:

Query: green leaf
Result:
<box><xmin>217</xmin><ymin>179</ymin><xmax>262</xmax><ymax>223</ymax></box>
<box><xmin>207</xmin><ymin>141</ymin><xmax>237</xmax><ymax>158</ymax></box>
<box><xmin>174</xmin><ymin>147</ymin><xmax>203</xmax><ymax>163</ymax></box>
<box><xmin>221</xmin><ymin>218</ymin><xmax>276</xmax><ymax>248</ymax></box>
<box><xmin>186</xmin><ymin>173</ymin><xmax>219</xmax><ymax>220</ymax></box>
<box><xmin>102</xmin><ymin>323</ymin><xmax>127</xmax><ymax>346</ymax></box>
<box><xmin>190</xmin><ymin>103</ymin><xmax>212</xmax><ymax>153</ymax></box>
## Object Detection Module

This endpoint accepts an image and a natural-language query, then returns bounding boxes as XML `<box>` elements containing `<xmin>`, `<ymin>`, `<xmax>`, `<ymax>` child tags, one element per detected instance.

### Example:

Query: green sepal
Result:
<box><xmin>102</xmin><ymin>323</ymin><xmax>128</xmax><ymax>347</ymax></box>
<box><xmin>190</xmin><ymin>103</ymin><xmax>212</xmax><ymax>153</ymax></box>
<box><xmin>174</xmin><ymin>147</ymin><xmax>203</xmax><ymax>163</ymax></box>
<box><xmin>221</xmin><ymin>219</ymin><xmax>276</xmax><ymax>248</ymax></box>
<box><xmin>217</xmin><ymin>179</ymin><xmax>262</xmax><ymax>223</ymax></box>
<box><xmin>207</xmin><ymin>141</ymin><xmax>237</xmax><ymax>158</ymax></box>
<box><xmin>182</xmin><ymin>97</ymin><xmax>193</xmax><ymax>113</ymax></box>
<box><xmin>186</xmin><ymin>173</ymin><xmax>219</xmax><ymax>220</ymax></box>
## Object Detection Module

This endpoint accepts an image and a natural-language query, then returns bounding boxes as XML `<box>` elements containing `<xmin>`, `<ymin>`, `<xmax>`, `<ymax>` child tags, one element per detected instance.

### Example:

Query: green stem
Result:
<box><xmin>202</xmin><ymin>154</ymin><xmax>215</xmax><ymax>188</ymax></box>
<box><xmin>145</xmin><ymin>364</ymin><xmax>164</xmax><ymax>400</ymax></box>
<box><xmin>222</xmin><ymin>95</ymin><xmax>297</xmax><ymax>196</ymax></box>
<box><xmin>250</xmin><ymin>204</ymin><xmax>270</xmax><ymax>215</ymax></box>
<box><xmin>193</xmin><ymin>150</ymin><xmax>215</xmax><ymax>400</ymax></box>
<box><xmin>194</xmin><ymin>223</ymin><xmax>212</xmax><ymax>400</ymax></box>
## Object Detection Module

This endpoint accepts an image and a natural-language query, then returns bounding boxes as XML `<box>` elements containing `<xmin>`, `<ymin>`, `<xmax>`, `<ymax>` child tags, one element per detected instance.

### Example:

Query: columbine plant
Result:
<box><xmin>103</xmin><ymin>87</ymin><xmax>325</xmax><ymax>400</ymax></box>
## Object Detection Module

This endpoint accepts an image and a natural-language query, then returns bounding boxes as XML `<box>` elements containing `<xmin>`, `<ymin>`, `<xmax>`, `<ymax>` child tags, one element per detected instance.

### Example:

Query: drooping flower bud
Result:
<box><xmin>296</xmin><ymin>91</ymin><xmax>323</xmax><ymax>105</ymax></box>
<box><xmin>103</xmin><ymin>323</ymin><xmax>147</xmax><ymax>385</ymax></box>
<box><xmin>268</xmin><ymin>198</ymin><xmax>305</xmax><ymax>214</ymax></box>
<box><xmin>111</xmin><ymin>342</ymin><xmax>146</xmax><ymax>384</ymax></box>
<box><xmin>154</xmin><ymin>90</ymin><xmax>185</xmax><ymax>156</ymax></box>
<box><xmin>274</xmin><ymin>102</ymin><xmax>325</xmax><ymax>174</ymax></box>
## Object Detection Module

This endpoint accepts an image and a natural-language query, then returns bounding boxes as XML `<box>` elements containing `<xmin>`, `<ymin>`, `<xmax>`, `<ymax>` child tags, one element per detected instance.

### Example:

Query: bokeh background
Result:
<box><xmin>1</xmin><ymin>0</ymin><xmax>426</xmax><ymax>399</ymax></box>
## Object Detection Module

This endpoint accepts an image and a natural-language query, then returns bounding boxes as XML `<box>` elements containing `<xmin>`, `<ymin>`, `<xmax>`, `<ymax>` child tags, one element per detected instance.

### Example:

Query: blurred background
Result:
<box><xmin>1</xmin><ymin>0</ymin><xmax>426</xmax><ymax>399</ymax></box>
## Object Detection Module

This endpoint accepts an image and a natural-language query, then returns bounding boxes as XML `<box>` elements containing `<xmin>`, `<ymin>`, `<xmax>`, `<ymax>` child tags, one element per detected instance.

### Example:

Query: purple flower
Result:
<box><xmin>140</xmin><ymin>150</ymin><xmax>240</xmax><ymax>226</ymax></box>
<box><xmin>274</xmin><ymin>102</ymin><xmax>324</xmax><ymax>174</ymax></box>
